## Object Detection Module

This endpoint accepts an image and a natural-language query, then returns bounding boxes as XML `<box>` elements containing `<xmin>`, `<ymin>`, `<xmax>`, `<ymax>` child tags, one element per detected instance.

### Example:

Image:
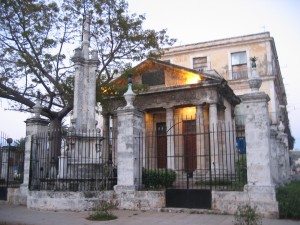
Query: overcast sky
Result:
<box><xmin>1</xmin><ymin>0</ymin><xmax>300</xmax><ymax>149</ymax></box>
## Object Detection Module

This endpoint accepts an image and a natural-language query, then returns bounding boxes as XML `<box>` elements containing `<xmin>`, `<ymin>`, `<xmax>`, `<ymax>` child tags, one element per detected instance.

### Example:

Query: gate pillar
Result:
<box><xmin>24</xmin><ymin>101</ymin><xmax>49</xmax><ymax>186</ymax></box>
<box><xmin>239</xmin><ymin>91</ymin><xmax>278</xmax><ymax>217</ymax></box>
<box><xmin>9</xmin><ymin>101</ymin><xmax>49</xmax><ymax>205</ymax></box>
<box><xmin>114</xmin><ymin>76</ymin><xmax>144</xmax><ymax>191</ymax></box>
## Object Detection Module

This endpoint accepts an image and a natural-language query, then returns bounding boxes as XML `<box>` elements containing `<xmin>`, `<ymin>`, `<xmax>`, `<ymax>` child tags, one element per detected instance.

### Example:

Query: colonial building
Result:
<box><xmin>159</xmin><ymin>32</ymin><xmax>292</xmax><ymax>148</ymax></box>
<box><xmin>103</xmin><ymin>58</ymin><xmax>242</xmax><ymax>183</ymax></box>
<box><xmin>101</xmin><ymin>32</ymin><xmax>291</xmax><ymax>188</ymax></box>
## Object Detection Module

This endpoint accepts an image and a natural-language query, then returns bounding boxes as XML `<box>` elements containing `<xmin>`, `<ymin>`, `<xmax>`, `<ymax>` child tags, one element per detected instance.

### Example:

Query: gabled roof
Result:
<box><xmin>133</xmin><ymin>58</ymin><xmax>223</xmax><ymax>82</ymax></box>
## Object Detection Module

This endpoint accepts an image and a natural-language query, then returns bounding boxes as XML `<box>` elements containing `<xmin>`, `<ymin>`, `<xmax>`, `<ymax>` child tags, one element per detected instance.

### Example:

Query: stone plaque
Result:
<box><xmin>142</xmin><ymin>70</ymin><xmax>165</xmax><ymax>86</ymax></box>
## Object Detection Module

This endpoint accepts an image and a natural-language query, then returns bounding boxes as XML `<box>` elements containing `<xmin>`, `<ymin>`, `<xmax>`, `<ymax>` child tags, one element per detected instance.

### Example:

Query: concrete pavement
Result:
<box><xmin>0</xmin><ymin>201</ymin><xmax>299</xmax><ymax>225</ymax></box>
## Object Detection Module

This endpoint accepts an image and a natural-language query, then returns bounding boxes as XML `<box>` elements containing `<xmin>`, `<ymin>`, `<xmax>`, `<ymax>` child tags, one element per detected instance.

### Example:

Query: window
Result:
<box><xmin>231</xmin><ymin>51</ymin><xmax>248</xmax><ymax>79</ymax></box>
<box><xmin>193</xmin><ymin>57</ymin><xmax>207</xmax><ymax>72</ymax></box>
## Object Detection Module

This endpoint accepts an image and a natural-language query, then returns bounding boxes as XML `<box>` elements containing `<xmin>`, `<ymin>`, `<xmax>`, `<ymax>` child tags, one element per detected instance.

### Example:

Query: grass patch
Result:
<box><xmin>86</xmin><ymin>202</ymin><xmax>117</xmax><ymax>221</ymax></box>
<box><xmin>277</xmin><ymin>181</ymin><xmax>300</xmax><ymax>220</ymax></box>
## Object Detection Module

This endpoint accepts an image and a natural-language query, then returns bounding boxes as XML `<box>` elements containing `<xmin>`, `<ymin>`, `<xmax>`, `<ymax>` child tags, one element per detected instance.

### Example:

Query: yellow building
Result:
<box><xmin>159</xmin><ymin>32</ymin><xmax>292</xmax><ymax>148</ymax></box>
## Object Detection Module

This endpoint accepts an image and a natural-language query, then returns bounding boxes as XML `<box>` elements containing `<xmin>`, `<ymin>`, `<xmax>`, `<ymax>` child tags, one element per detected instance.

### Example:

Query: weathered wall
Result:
<box><xmin>212</xmin><ymin>187</ymin><xmax>279</xmax><ymax>218</ymax></box>
<box><xmin>7</xmin><ymin>187</ymin><xmax>27</xmax><ymax>205</ymax></box>
<box><xmin>115</xmin><ymin>191</ymin><xmax>165</xmax><ymax>210</ymax></box>
<box><xmin>25</xmin><ymin>190</ymin><xmax>165</xmax><ymax>211</ymax></box>
<box><xmin>27</xmin><ymin>191</ymin><xmax>115</xmax><ymax>211</ymax></box>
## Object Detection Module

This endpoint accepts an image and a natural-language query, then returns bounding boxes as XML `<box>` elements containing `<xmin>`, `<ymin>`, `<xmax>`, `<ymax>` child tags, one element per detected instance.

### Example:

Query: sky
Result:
<box><xmin>1</xmin><ymin>0</ymin><xmax>300</xmax><ymax>149</ymax></box>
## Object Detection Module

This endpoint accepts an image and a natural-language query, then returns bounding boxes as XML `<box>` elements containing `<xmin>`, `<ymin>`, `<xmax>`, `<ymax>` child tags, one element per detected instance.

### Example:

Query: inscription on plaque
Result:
<box><xmin>142</xmin><ymin>70</ymin><xmax>165</xmax><ymax>86</ymax></box>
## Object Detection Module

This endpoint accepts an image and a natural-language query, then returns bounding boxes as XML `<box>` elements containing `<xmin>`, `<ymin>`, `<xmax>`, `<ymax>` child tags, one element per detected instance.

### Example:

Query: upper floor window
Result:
<box><xmin>193</xmin><ymin>57</ymin><xmax>207</xmax><ymax>72</ymax></box>
<box><xmin>231</xmin><ymin>51</ymin><xmax>248</xmax><ymax>79</ymax></box>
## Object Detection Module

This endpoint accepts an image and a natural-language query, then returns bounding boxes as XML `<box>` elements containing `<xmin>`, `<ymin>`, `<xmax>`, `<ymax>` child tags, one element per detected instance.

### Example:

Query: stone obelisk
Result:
<box><xmin>71</xmin><ymin>16</ymin><xmax>99</xmax><ymax>131</ymax></box>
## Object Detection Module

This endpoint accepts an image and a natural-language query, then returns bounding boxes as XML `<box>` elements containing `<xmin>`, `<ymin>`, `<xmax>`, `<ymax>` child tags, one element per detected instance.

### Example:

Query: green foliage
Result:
<box><xmin>234</xmin><ymin>204</ymin><xmax>262</xmax><ymax>225</ymax></box>
<box><xmin>194</xmin><ymin>179</ymin><xmax>244</xmax><ymax>191</ymax></box>
<box><xmin>87</xmin><ymin>201</ymin><xmax>117</xmax><ymax>221</ymax></box>
<box><xmin>236</xmin><ymin>155</ymin><xmax>247</xmax><ymax>184</ymax></box>
<box><xmin>142</xmin><ymin>168</ymin><xmax>176</xmax><ymax>189</ymax></box>
<box><xmin>0</xmin><ymin>0</ymin><xmax>175</xmax><ymax>128</ymax></box>
<box><xmin>277</xmin><ymin>181</ymin><xmax>300</xmax><ymax>220</ymax></box>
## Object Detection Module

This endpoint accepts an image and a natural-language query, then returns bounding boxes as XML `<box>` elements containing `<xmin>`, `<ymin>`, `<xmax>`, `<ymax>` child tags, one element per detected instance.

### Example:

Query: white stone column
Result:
<box><xmin>166</xmin><ymin>108</ymin><xmax>175</xmax><ymax>170</ymax></box>
<box><xmin>242</xmin><ymin>93</ymin><xmax>272</xmax><ymax>186</ymax></box>
<box><xmin>196</xmin><ymin>104</ymin><xmax>205</xmax><ymax>170</ymax></box>
<box><xmin>114</xmin><ymin>108</ymin><xmax>144</xmax><ymax>191</ymax></box>
<box><xmin>240</xmin><ymin>92</ymin><xmax>278</xmax><ymax>217</ymax></box>
<box><xmin>209</xmin><ymin>103</ymin><xmax>219</xmax><ymax>172</ymax></box>
<box><xmin>16</xmin><ymin>113</ymin><xmax>50</xmax><ymax>205</ymax></box>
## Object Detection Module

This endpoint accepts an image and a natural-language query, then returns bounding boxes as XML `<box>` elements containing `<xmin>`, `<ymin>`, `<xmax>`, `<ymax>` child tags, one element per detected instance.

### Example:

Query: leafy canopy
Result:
<box><xmin>0</xmin><ymin>0</ymin><xmax>176</xmax><ymax>127</ymax></box>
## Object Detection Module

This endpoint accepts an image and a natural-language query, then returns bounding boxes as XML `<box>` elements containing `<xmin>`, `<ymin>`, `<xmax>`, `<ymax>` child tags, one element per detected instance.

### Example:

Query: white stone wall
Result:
<box><xmin>116</xmin><ymin>191</ymin><xmax>165</xmax><ymax>211</ymax></box>
<box><xmin>26</xmin><ymin>190</ymin><xmax>165</xmax><ymax>211</ymax></box>
<box><xmin>212</xmin><ymin>187</ymin><xmax>279</xmax><ymax>218</ymax></box>
<box><xmin>27</xmin><ymin>191</ymin><xmax>115</xmax><ymax>211</ymax></box>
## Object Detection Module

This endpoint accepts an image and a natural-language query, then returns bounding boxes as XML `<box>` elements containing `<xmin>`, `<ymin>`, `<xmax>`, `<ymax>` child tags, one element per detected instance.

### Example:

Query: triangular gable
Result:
<box><xmin>130</xmin><ymin>58</ymin><xmax>222</xmax><ymax>87</ymax></box>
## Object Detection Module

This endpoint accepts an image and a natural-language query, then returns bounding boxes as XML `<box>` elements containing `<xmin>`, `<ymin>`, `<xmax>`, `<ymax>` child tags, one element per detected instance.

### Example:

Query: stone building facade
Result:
<box><xmin>103</xmin><ymin>59</ymin><xmax>241</xmax><ymax>175</ymax></box>
<box><xmin>159</xmin><ymin>32</ymin><xmax>292</xmax><ymax>148</ymax></box>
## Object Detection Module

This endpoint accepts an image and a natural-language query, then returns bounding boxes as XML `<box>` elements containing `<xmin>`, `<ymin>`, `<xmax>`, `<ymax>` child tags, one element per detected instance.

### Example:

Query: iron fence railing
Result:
<box><xmin>0</xmin><ymin>131</ymin><xmax>24</xmax><ymax>189</ymax></box>
<box><xmin>29</xmin><ymin>129</ymin><xmax>117</xmax><ymax>191</ymax></box>
<box><xmin>137</xmin><ymin>122</ymin><xmax>247</xmax><ymax>191</ymax></box>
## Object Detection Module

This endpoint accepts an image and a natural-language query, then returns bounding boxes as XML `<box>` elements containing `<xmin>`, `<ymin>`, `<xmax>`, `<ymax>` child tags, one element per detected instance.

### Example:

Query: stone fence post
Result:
<box><xmin>239</xmin><ymin>92</ymin><xmax>278</xmax><ymax>217</ymax></box>
<box><xmin>9</xmin><ymin>102</ymin><xmax>49</xmax><ymax>205</ymax></box>
<box><xmin>114</xmin><ymin>108</ymin><xmax>144</xmax><ymax>191</ymax></box>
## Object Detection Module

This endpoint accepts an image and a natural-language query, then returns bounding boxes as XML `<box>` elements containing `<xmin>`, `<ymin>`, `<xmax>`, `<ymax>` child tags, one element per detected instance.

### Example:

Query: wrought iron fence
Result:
<box><xmin>0</xmin><ymin>131</ymin><xmax>25</xmax><ymax>200</ymax></box>
<box><xmin>137</xmin><ymin>121</ymin><xmax>247</xmax><ymax>191</ymax></box>
<box><xmin>0</xmin><ymin>131</ymin><xmax>24</xmax><ymax>188</ymax></box>
<box><xmin>29</xmin><ymin>129</ymin><xmax>117</xmax><ymax>191</ymax></box>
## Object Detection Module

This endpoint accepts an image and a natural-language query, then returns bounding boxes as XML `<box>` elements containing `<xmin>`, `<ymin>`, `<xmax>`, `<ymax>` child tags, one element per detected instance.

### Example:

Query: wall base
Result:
<box><xmin>212</xmin><ymin>185</ymin><xmax>279</xmax><ymax>218</ymax></box>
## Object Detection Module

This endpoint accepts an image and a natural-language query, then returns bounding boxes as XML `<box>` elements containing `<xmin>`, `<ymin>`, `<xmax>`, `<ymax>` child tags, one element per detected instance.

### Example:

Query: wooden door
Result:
<box><xmin>183</xmin><ymin>120</ymin><xmax>196</xmax><ymax>173</ymax></box>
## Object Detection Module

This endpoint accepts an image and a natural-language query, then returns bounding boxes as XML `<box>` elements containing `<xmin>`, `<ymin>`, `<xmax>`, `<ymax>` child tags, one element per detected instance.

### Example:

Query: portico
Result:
<box><xmin>103</xmin><ymin>58</ymin><xmax>240</xmax><ymax>175</ymax></box>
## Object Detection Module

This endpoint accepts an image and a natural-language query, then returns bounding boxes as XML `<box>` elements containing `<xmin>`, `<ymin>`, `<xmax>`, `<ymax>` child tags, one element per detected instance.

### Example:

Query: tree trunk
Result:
<box><xmin>48</xmin><ymin>117</ymin><xmax>62</xmax><ymax>177</ymax></box>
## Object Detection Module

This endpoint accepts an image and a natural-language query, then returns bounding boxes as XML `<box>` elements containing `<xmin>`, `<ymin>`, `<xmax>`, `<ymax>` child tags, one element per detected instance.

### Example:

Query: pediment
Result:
<box><xmin>130</xmin><ymin>58</ymin><xmax>223</xmax><ymax>87</ymax></box>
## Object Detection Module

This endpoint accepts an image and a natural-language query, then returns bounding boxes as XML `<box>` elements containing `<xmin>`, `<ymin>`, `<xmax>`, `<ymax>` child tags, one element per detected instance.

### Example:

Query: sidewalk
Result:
<box><xmin>0</xmin><ymin>201</ymin><xmax>299</xmax><ymax>225</ymax></box>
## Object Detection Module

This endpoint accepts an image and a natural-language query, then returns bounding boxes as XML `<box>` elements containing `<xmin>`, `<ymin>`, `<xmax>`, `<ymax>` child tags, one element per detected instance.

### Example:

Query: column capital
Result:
<box><xmin>240</xmin><ymin>92</ymin><xmax>270</xmax><ymax>103</ymax></box>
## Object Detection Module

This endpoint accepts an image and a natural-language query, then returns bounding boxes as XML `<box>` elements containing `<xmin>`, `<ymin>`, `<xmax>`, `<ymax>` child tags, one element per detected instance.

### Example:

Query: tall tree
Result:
<box><xmin>0</xmin><ymin>0</ymin><xmax>176</xmax><ymax>130</ymax></box>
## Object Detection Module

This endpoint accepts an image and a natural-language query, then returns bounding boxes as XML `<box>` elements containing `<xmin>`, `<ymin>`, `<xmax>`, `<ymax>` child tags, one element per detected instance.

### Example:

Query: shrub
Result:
<box><xmin>87</xmin><ymin>201</ymin><xmax>117</xmax><ymax>221</ymax></box>
<box><xmin>277</xmin><ymin>181</ymin><xmax>300</xmax><ymax>220</ymax></box>
<box><xmin>142</xmin><ymin>168</ymin><xmax>176</xmax><ymax>189</ymax></box>
<box><xmin>234</xmin><ymin>204</ymin><xmax>262</xmax><ymax>225</ymax></box>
